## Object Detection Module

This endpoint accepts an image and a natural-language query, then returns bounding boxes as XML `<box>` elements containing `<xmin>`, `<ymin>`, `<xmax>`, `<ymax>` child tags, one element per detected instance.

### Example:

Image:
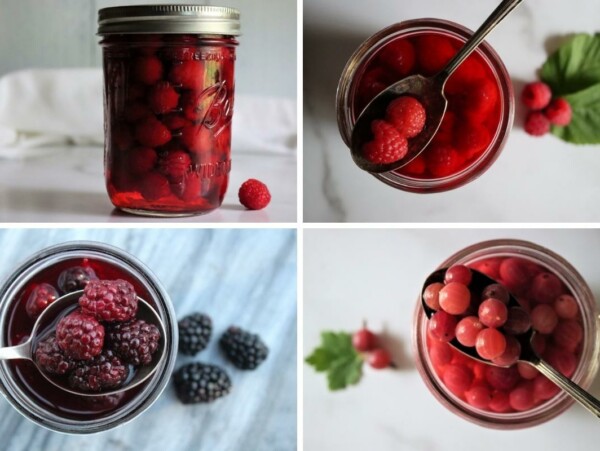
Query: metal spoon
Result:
<box><xmin>0</xmin><ymin>290</ymin><xmax>166</xmax><ymax>397</ymax></box>
<box><xmin>351</xmin><ymin>0</ymin><xmax>524</xmax><ymax>173</ymax></box>
<box><xmin>422</xmin><ymin>267</ymin><xmax>600</xmax><ymax>418</ymax></box>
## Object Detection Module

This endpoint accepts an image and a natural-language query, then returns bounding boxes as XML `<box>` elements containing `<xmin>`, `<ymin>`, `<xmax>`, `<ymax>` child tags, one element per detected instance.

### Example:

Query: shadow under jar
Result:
<box><xmin>0</xmin><ymin>241</ymin><xmax>178</xmax><ymax>434</ymax></box>
<box><xmin>337</xmin><ymin>19</ymin><xmax>514</xmax><ymax>193</ymax></box>
<box><xmin>98</xmin><ymin>5</ymin><xmax>240</xmax><ymax>216</ymax></box>
<box><xmin>413</xmin><ymin>239</ymin><xmax>600</xmax><ymax>429</ymax></box>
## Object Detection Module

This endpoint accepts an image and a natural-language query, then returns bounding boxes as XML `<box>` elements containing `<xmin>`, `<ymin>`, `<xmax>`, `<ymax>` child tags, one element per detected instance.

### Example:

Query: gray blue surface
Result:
<box><xmin>0</xmin><ymin>228</ymin><xmax>297</xmax><ymax>451</ymax></box>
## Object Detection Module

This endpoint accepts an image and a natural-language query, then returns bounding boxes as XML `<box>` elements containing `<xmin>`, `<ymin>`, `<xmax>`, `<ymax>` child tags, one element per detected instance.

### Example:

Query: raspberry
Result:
<box><xmin>57</xmin><ymin>265</ymin><xmax>99</xmax><ymax>294</ymax></box>
<box><xmin>426</xmin><ymin>143</ymin><xmax>462</xmax><ymax>177</ymax></box>
<box><xmin>401</xmin><ymin>155</ymin><xmax>426</xmax><ymax>175</ymax></box>
<box><xmin>454</xmin><ymin>123</ymin><xmax>492</xmax><ymax>160</ymax></box>
<box><xmin>106</xmin><ymin>319</ymin><xmax>161</xmax><ymax>366</ymax></box>
<box><xmin>69</xmin><ymin>350</ymin><xmax>129</xmax><ymax>392</ymax></box>
<box><xmin>524</xmin><ymin>111</ymin><xmax>550</xmax><ymax>137</ymax></box>
<box><xmin>158</xmin><ymin>150</ymin><xmax>192</xmax><ymax>183</ymax></box>
<box><xmin>357</xmin><ymin>67</ymin><xmax>394</xmax><ymax>108</ymax></box>
<box><xmin>238</xmin><ymin>179</ymin><xmax>271</xmax><ymax>210</ymax></box>
<box><xmin>56</xmin><ymin>311</ymin><xmax>105</xmax><ymax>360</ymax></box>
<box><xmin>362</xmin><ymin>120</ymin><xmax>408</xmax><ymax>164</ymax></box>
<box><xmin>79</xmin><ymin>279</ymin><xmax>138</xmax><ymax>322</ymax></box>
<box><xmin>139</xmin><ymin>171</ymin><xmax>171</xmax><ymax>201</ymax></box>
<box><xmin>378</xmin><ymin>39</ymin><xmax>416</xmax><ymax>77</ymax></box>
<box><xmin>415</xmin><ymin>35</ymin><xmax>456</xmax><ymax>75</ymax></box>
<box><xmin>133</xmin><ymin>56</ymin><xmax>163</xmax><ymax>85</ymax></box>
<box><xmin>178</xmin><ymin>313</ymin><xmax>212</xmax><ymax>356</ymax></box>
<box><xmin>25</xmin><ymin>283</ymin><xmax>59</xmax><ymax>319</ymax></box>
<box><xmin>180</xmin><ymin>124</ymin><xmax>215</xmax><ymax>154</ymax></box>
<box><xmin>169</xmin><ymin>60</ymin><xmax>204</xmax><ymax>90</ymax></box>
<box><xmin>544</xmin><ymin>98</ymin><xmax>572</xmax><ymax>126</ymax></box>
<box><xmin>173</xmin><ymin>362</ymin><xmax>232</xmax><ymax>404</ymax></box>
<box><xmin>163</xmin><ymin>114</ymin><xmax>191</xmax><ymax>131</ymax></box>
<box><xmin>172</xmin><ymin>173</ymin><xmax>202</xmax><ymax>201</ymax></box>
<box><xmin>135</xmin><ymin>117</ymin><xmax>172</xmax><ymax>148</ymax></box>
<box><xmin>148</xmin><ymin>82</ymin><xmax>180</xmax><ymax>114</ymax></box>
<box><xmin>181</xmin><ymin>91</ymin><xmax>206</xmax><ymax>122</ymax></box>
<box><xmin>521</xmin><ymin>82</ymin><xmax>552</xmax><ymax>110</ymax></box>
<box><xmin>129</xmin><ymin>147</ymin><xmax>158</xmax><ymax>175</ymax></box>
<box><xmin>459</xmin><ymin>78</ymin><xmax>499</xmax><ymax>118</ymax></box>
<box><xmin>124</xmin><ymin>102</ymin><xmax>152</xmax><ymax>123</ymax></box>
<box><xmin>220</xmin><ymin>326</ymin><xmax>269</xmax><ymax>370</ymax></box>
<box><xmin>35</xmin><ymin>334</ymin><xmax>75</xmax><ymax>375</ymax></box>
<box><xmin>445</xmin><ymin>56</ymin><xmax>486</xmax><ymax>95</ymax></box>
<box><xmin>385</xmin><ymin>96</ymin><xmax>426</xmax><ymax>138</ymax></box>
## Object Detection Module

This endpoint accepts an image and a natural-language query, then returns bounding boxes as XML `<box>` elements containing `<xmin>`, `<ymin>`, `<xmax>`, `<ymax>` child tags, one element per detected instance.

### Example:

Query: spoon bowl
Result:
<box><xmin>0</xmin><ymin>290</ymin><xmax>166</xmax><ymax>397</ymax></box>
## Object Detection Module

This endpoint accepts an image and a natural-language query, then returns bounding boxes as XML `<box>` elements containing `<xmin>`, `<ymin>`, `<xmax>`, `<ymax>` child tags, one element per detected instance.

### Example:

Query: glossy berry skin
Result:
<box><xmin>352</xmin><ymin>327</ymin><xmax>377</xmax><ymax>352</ymax></box>
<box><xmin>362</xmin><ymin>120</ymin><xmax>408</xmax><ymax>164</ymax></box>
<box><xmin>524</xmin><ymin>111</ymin><xmax>550</xmax><ymax>137</ymax></box>
<box><xmin>57</xmin><ymin>265</ymin><xmax>99</xmax><ymax>294</ymax></box>
<box><xmin>378</xmin><ymin>39</ymin><xmax>416</xmax><ymax>77</ymax></box>
<box><xmin>475</xmin><ymin>328</ymin><xmax>506</xmax><ymax>361</ymax></box>
<box><xmin>481</xmin><ymin>283</ymin><xmax>509</xmax><ymax>305</ymax></box>
<box><xmin>554</xmin><ymin>295</ymin><xmax>578</xmax><ymax>319</ymax></box>
<box><xmin>238</xmin><ymin>179</ymin><xmax>271</xmax><ymax>210</ymax></box>
<box><xmin>521</xmin><ymin>82</ymin><xmax>552</xmax><ymax>110</ymax></box>
<box><xmin>148</xmin><ymin>81</ymin><xmax>180</xmax><ymax>114</ymax></box>
<box><xmin>69</xmin><ymin>350</ymin><xmax>129</xmax><ymax>392</ymax></box>
<box><xmin>423</xmin><ymin>282</ymin><xmax>444</xmax><ymax>310</ymax></box>
<box><xmin>544</xmin><ymin>98</ymin><xmax>572</xmax><ymax>126</ymax></box>
<box><xmin>368</xmin><ymin>348</ymin><xmax>392</xmax><ymax>369</ymax></box>
<box><xmin>455</xmin><ymin>316</ymin><xmax>484</xmax><ymax>347</ymax></box>
<box><xmin>428</xmin><ymin>310</ymin><xmax>458</xmax><ymax>342</ymax></box>
<box><xmin>425</xmin><ymin>144</ymin><xmax>461</xmax><ymax>178</ymax></box>
<box><xmin>444</xmin><ymin>265</ymin><xmax>472</xmax><ymax>285</ymax></box>
<box><xmin>220</xmin><ymin>326</ymin><xmax>269</xmax><ymax>370</ymax></box>
<box><xmin>529</xmin><ymin>272</ymin><xmax>563</xmax><ymax>304</ymax></box>
<box><xmin>492</xmin><ymin>335</ymin><xmax>521</xmax><ymax>367</ymax></box>
<box><xmin>135</xmin><ymin>117</ymin><xmax>172</xmax><ymax>148</ymax></box>
<box><xmin>169</xmin><ymin>60</ymin><xmax>204</xmax><ymax>90</ymax></box>
<box><xmin>478</xmin><ymin>298</ymin><xmax>508</xmax><ymax>328</ymax></box>
<box><xmin>79</xmin><ymin>279</ymin><xmax>138</xmax><ymax>322</ymax></box>
<box><xmin>385</xmin><ymin>96</ymin><xmax>426</xmax><ymax>138</ymax></box>
<box><xmin>56</xmin><ymin>312</ymin><xmax>105</xmax><ymax>361</ymax></box>
<box><xmin>158</xmin><ymin>150</ymin><xmax>192</xmax><ymax>183</ymax></box>
<box><xmin>531</xmin><ymin>304</ymin><xmax>558</xmax><ymax>334</ymax></box>
<box><xmin>25</xmin><ymin>283</ymin><xmax>59</xmax><ymax>319</ymax></box>
<box><xmin>106</xmin><ymin>319</ymin><xmax>161</xmax><ymax>366</ymax></box>
<box><xmin>503</xmin><ymin>307</ymin><xmax>532</xmax><ymax>335</ymax></box>
<box><xmin>133</xmin><ymin>56</ymin><xmax>163</xmax><ymax>85</ymax></box>
<box><xmin>438</xmin><ymin>282</ymin><xmax>470</xmax><ymax>315</ymax></box>
<box><xmin>35</xmin><ymin>334</ymin><xmax>75</xmax><ymax>375</ymax></box>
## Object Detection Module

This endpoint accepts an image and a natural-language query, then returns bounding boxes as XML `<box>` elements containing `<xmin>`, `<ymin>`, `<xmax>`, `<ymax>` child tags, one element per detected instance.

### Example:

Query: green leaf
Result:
<box><xmin>305</xmin><ymin>331</ymin><xmax>363</xmax><ymax>391</ymax></box>
<box><xmin>541</xmin><ymin>33</ymin><xmax>600</xmax><ymax>96</ymax></box>
<box><xmin>551</xmin><ymin>83</ymin><xmax>600</xmax><ymax>144</ymax></box>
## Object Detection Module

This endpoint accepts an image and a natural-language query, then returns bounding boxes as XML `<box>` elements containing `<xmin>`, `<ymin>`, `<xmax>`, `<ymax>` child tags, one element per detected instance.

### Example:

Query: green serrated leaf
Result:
<box><xmin>327</xmin><ymin>355</ymin><xmax>363</xmax><ymax>391</ymax></box>
<box><xmin>541</xmin><ymin>33</ymin><xmax>600</xmax><ymax>96</ymax></box>
<box><xmin>551</xmin><ymin>83</ymin><xmax>600</xmax><ymax>144</ymax></box>
<box><xmin>305</xmin><ymin>348</ymin><xmax>333</xmax><ymax>372</ymax></box>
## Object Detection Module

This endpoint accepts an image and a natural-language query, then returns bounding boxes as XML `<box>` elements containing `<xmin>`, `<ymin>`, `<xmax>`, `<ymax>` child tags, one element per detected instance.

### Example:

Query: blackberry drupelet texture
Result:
<box><xmin>173</xmin><ymin>362</ymin><xmax>232</xmax><ymax>404</ymax></box>
<box><xmin>56</xmin><ymin>311</ymin><xmax>105</xmax><ymax>360</ymax></box>
<box><xmin>79</xmin><ymin>279</ymin><xmax>138</xmax><ymax>322</ymax></box>
<box><xmin>68</xmin><ymin>350</ymin><xmax>129</xmax><ymax>392</ymax></box>
<box><xmin>107</xmin><ymin>319</ymin><xmax>161</xmax><ymax>365</ymax></box>
<box><xmin>220</xmin><ymin>326</ymin><xmax>269</xmax><ymax>370</ymax></box>
<box><xmin>57</xmin><ymin>265</ymin><xmax>99</xmax><ymax>294</ymax></box>
<box><xmin>178</xmin><ymin>313</ymin><xmax>212</xmax><ymax>356</ymax></box>
<box><xmin>35</xmin><ymin>334</ymin><xmax>75</xmax><ymax>375</ymax></box>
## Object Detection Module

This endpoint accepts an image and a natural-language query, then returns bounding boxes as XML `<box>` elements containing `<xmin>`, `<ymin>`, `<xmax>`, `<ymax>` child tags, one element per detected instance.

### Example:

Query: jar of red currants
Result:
<box><xmin>0</xmin><ymin>242</ymin><xmax>177</xmax><ymax>433</ymax></box>
<box><xmin>337</xmin><ymin>19</ymin><xmax>514</xmax><ymax>193</ymax></box>
<box><xmin>413</xmin><ymin>239</ymin><xmax>600</xmax><ymax>429</ymax></box>
<box><xmin>98</xmin><ymin>5</ymin><xmax>240</xmax><ymax>216</ymax></box>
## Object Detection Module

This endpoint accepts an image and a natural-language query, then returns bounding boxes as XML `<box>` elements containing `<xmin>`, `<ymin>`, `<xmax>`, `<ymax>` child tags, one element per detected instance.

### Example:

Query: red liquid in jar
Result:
<box><xmin>6</xmin><ymin>258</ymin><xmax>153</xmax><ymax>420</ymax></box>
<box><xmin>102</xmin><ymin>34</ymin><xmax>236</xmax><ymax>215</ymax></box>
<box><xmin>354</xmin><ymin>31</ymin><xmax>501</xmax><ymax>179</ymax></box>
<box><xmin>426</xmin><ymin>257</ymin><xmax>583</xmax><ymax>413</ymax></box>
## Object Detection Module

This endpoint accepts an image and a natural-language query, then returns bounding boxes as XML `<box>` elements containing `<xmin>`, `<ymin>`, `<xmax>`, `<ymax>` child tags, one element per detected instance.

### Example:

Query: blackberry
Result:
<box><xmin>56</xmin><ymin>311</ymin><xmax>105</xmax><ymax>360</ymax></box>
<box><xmin>178</xmin><ymin>313</ymin><xmax>212</xmax><ymax>356</ymax></box>
<box><xmin>107</xmin><ymin>319</ymin><xmax>161</xmax><ymax>365</ymax></box>
<box><xmin>57</xmin><ymin>265</ymin><xmax>99</xmax><ymax>294</ymax></box>
<box><xmin>79</xmin><ymin>279</ymin><xmax>138</xmax><ymax>322</ymax></box>
<box><xmin>69</xmin><ymin>350</ymin><xmax>129</xmax><ymax>392</ymax></box>
<box><xmin>25</xmin><ymin>283</ymin><xmax>59</xmax><ymax>319</ymax></box>
<box><xmin>35</xmin><ymin>334</ymin><xmax>75</xmax><ymax>375</ymax></box>
<box><xmin>173</xmin><ymin>362</ymin><xmax>231</xmax><ymax>404</ymax></box>
<box><xmin>220</xmin><ymin>326</ymin><xmax>268</xmax><ymax>370</ymax></box>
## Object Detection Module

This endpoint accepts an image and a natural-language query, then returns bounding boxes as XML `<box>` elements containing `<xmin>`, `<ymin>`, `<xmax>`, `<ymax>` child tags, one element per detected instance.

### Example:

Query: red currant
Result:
<box><xmin>368</xmin><ymin>348</ymin><xmax>392</xmax><ymax>369</ymax></box>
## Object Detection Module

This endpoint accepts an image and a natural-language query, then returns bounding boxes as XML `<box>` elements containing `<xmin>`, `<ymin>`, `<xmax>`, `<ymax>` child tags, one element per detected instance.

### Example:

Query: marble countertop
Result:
<box><xmin>303</xmin><ymin>229</ymin><xmax>600</xmax><ymax>451</ymax></box>
<box><xmin>0</xmin><ymin>228</ymin><xmax>297</xmax><ymax>451</ymax></box>
<box><xmin>0</xmin><ymin>147</ymin><xmax>296</xmax><ymax>223</ymax></box>
<box><xmin>304</xmin><ymin>0</ymin><xmax>600</xmax><ymax>222</ymax></box>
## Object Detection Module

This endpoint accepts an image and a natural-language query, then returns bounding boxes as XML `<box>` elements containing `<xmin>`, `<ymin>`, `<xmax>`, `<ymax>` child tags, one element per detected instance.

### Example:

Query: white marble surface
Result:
<box><xmin>304</xmin><ymin>0</ymin><xmax>600</xmax><ymax>222</ymax></box>
<box><xmin>0</xmin><ymin>228</ymin><xmax>297</xmax><ymax>451</ymax></box>
<box><xmin>0</xmin><ymin>147</ymin><xmax>296</xmax><ymax>222</ymax></box>
<box><xmin>304</xmin><ymin>229</ymin><xmax>600</xmax><ymax>451</ymax></box>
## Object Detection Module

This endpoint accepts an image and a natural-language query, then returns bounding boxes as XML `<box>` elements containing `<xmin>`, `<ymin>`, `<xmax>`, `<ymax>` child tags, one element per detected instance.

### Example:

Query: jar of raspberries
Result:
<box><xmin>413</xmin><ymin>239</ymin><xmax>600</xmax><ymax>428</ymax></box>
<box><xmin>98</xmin><ymin>5</ymin><xmax>240</xmax><ymax>216</ymax></box>
<box><xmin>337</xmin><ymin>19</ymin><xmax>514</xmax><ymax>193</ymax></box>
<box><xmin>0</xmin><ymin>242</ymin><xmax>177</xmax><ymax>433</ymax></box>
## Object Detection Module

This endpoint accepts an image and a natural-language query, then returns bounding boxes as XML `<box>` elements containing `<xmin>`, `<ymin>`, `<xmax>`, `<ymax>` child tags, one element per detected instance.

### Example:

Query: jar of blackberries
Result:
<box><xmin>337</xmin><ymin>19</ymin><xmax>514</xmax><ymax>193</ymax></box>
<box><xmin>98</xmin><ymin>5</ymin><xmax>240</xmax><ymax>216</ymax></box>
<box><xmin>0</xmin><ymin>241</ymin><xmax>177</xmax><ymax>433</ymax></box>
<box><xmin>413</xmin><ymin>239</ymin><xmax>600</xmax><ymax>428</ymax></box>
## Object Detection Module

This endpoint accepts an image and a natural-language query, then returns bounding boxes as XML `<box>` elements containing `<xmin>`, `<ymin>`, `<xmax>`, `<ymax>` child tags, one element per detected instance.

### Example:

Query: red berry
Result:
<box><xmin>544</xmin><ymin>98</ymin><xmax>572</xmax><ymax>126</ymax></box>
<box><xmin>158</xmin><ymin>150</ymin><xmax>192</xmax><ymax>183</ymax></box>
<box><xmin>135</xmin><ymin>117</ymin><xmax>172</xmax><ymax>147</ymax></box>
<box><xmin>453</xmin><ymin>122</ymin><xmax>492</xmax><ymax>160</ymax></box>
<box><xmin>529</xmin><ymin>272</ymin><xmax>564</xmax><ymax>304</ymax></box>
<box><xmin>25</xmin><ymin>283</ymin><xmax>59</xmax><ymax>319</ymax></box>
<box><xmin>423</xmin><ymin>282</ymin><xmax>444</xmax><ymax>310</ymax></box>
<box><xmin>112</xmin><ymin>124</ymin><xmax>134</xmax><ymax>152</ymax></box>
<box><xmin>169</xmin><ymin>60</ymin><xmax>204</xmax><ymax>90</ymax></box>
<box><xmin>475</xmin><ymin>328</ymin><xmax>507</xmax><ymax>360</ymax></box>
<box><xmin>524</xmin><ymin>111</ymin><xmax>550</xmax><ymax>137</ymax></box>
<box><xmin>238</xmin><ymin>179</ymin><xmax>271</xmax><ymax>210</ymax></box>
<box><xmin>35</xmin><ymin>334</ymin><xmax>75</xmax><ymax>375</ymax></box>
<box><xmin>552</xmin><ymin>319</ymin><xmax>583</xmax><ymax>352</ymax></box>
<box><xmin>509</xmin><ymin>381</ymin><xmax>535</xmax><ymax>411</ymax></box>
<box><xmin>385</xmin><ymin>96</ymin><xmax>426</xmax><ymax>138</ymax></box>
<box><xmin>481</xmin><ymin>283</ymin><xmax>510</xmax><ymax>305</ymax></box>
<box><xmin>357</xmin><ymin>67</ymin><xmax>394</xmax><ymax>108</ymax></box>
<box><xmin>352</xmin><ymin>326</ymin><xmax>377</xmax><ymax>352</ymax></box>
<box><xmin>499</xmin><ymin>258</ymin><xmax>531</xmax><ymax>294</ymax></box>
<box><xmin>172</xmin><ymin>174</ymin><xmax>202</xmax><ymax>201</ymax></box>
<box><xmin>521</xmin><ymin>82</ymin><xmax>552</xmax><ymax>110</ymax></box>
<box><xmin>478</xmin><ymin>298</ymin><xmax>508</xmax><ymax>328</ymax></box>
<box><xmin>492</xmin><ymin>335</ymin><xmax>521</xmax><ymax>367</ymax></box>
<box><xmin>180</xmin><ymin>124</ymin><xmax>215</xmax><ymax>154</ymax></box>
<box><xmin>148</xmin><ymin>81</ymin><xmax>180</xmax><ymax>114</ymax></box>
<box><xmin>56</xmin><ymin>312</ymin><xmax>105</xmax><ymax>361</ymax></box>
<box><xmin>455</xmin><ymin>316</ymin><xmax>484</xmax><ymax>347</ymax></box>
<box><xmin>415</xmin><ymin>35</ymin><xmax>456</xmax><ymax>75</ymax></box>
<box><xmin>444</xmin><ymin>265</ymin><xmax>472</xmax><ymax>285</ymax></box>
<box><xmin>485</xmin><ymin>365</ymin><xmax>519</xmax><ymax>391</ymax></box>
<box><xmin>429</xmin><ymin>341</ymin><xmax>453</xmax><ymax>367</ymax></box>
<box><xmin>425</xmin><ymin>143</ymin><xmax>462</xmax><ymax>178</ymax></box>
<box><xmin>368</xmin><ymin>348</ymin><xmax>392</xmax><ymax>369</ymax></box>
<box><xmin>459</xmin><ymin>78</ymin><xmax>499</xmax><ymax>119</ymax></box>
<box><xmin>139</xmin><ymin>171</ymin><xmax>171</xmax><ymax>201</ymax></box>
<box><xmin>57</xmin><ymin>265</ymin><xmax>99</xmax><ymax>294</ymax></box>
<box><xmin>378</xmin><ymin>39</ymin><xmax>416</xmax><ymax>77</ymax></box>
<box><xmin>530</xmin><ymin>304</ymin><xmax>558</xmax><ymax>334</ymax></box>
<box><xmin>362</xmin><ymin>120</ymin><xmax>408</xmax><ymax>164</ymax></box>
<box><xmin>442</xmin><ymin>363</ymin><xmax>473</xmax><ymax>396</ymax></box>
<box><xmin>544</xmin><ymin>346</ymin><xmax>577</xmax><ymax>378</ymax></box>
<box><xmin>428</xmin><ymin>310</ymin><xmax>458</xmax><ymax>342</ymax></box>
<box><xmin>554</xmin><ymin>295</ymin><xmax>579</xmax><ymax>319</ymax></box>
<box><xmin>124</xmin><ymin>102</ymin><xmax>152</xmax><ymax>123</ymax></box>
<box><xmin>489</xmin><ymin>390</ymin><xmax>511</xmax><ymax>413</ymax></box>
<box><xmin>533</xmin><ymin>375</ymin><xmax>560</xmax><ymax>401</ymax></box>
<box><xmin>129</xmin><ymin>147</ymin><xmax>158</xmax><ymax>175</ymax></box>
<box><xmin>133</xmin><ymin>56</ymin><xmax>163</xmax><ymax>85</ymax></box>
<box><xmin>163</xmin><ymin>114</ymin><xmax>191</xmax><ymax>131</ymax></box>
<box><xmin>438</xmin><ymin>282</ymin><xmax>470</xmax><ymax>315</ymax></box>
<box><xmin>401</xmin><ymin>155</ymin><xmax>426</xmax><ymax>175</ymax></box>
<box><xmin>465</xmin><ymin>383</ymin><xmax>492</xmax><ymax>410</ymax></box>
<box><xmin>79</xmin><ymin>279</ymin><xmax>138</xmax><ymax>322</ymax></box>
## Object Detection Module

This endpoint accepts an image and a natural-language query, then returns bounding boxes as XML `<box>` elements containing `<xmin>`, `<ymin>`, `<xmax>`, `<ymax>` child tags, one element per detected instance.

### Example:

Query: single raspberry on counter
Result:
<box><xmin>173</xmin><ymin>362</ymin><xmax>232</xmax><ymax>404</ymax></box>
<box><xmin>220</xmin><ymin>326</ymin><xmax>269</xmax><ymax>370</ymax></box>
<box><xmin>426</xmin><ymin>143</ymin><xmax>462</xmax><ymax>178</ymax></box>
<box><xmin>524</xmin><ymin>111</ymin><xmax>550</xmax><ymax>137</ymax></box>
<box><xmin>158</xmin><ymin>149</ymin><xmax>192</xmax><ymax>183</ymax></box>
<box><xmin>521</xmin><ymin>82</ymin><xmax>552</xmax><ymax>110</ymax></box>
<box><xmin>56</xmin><ymin>311</ymin><xmax>105</xmax><ymax>360</ymax></box>
<box><xmin>378</xmin><ymin>39</ymin><xmax>416</xmax><ymax>77</ymax></box>
<box><xmin>238</xmin><ymin>179</ymin><xmax>271</xmax><ymax>210</ymax></box>
<box><xmin>178</xmin><ymin>313</ymin><xmax>212</xmax><ymax>356</ymax></box>
<box><xmin>132</xmin><ymin>56</ymin><xmax>163</xmax><ymax>85</ymax></box>
<box><xmin>25</xmin><ymin>283</ymin><xmax>59</xmax><ymax>319</ymax></box>
<box><xmin>35</xmin><ymin>334</ymin><xmax>75</xmax><ymax>375</ymax></box>
<box><xmin>135</xmin><ymin>117</ymin><xmax>172</xmax><ymax>148</ymax></box>
<box><xmin>362</xmin><ymin>120</ymin><xmax>408</xmax><ymax>164</ymax></box>
<box><xmin>169</xmin><ymin>60</ymin><xmax>204</xmax><ymax>90</ymax></box>
<box><xmin>148</xmin><ymin>81</ymin><xmax>180</xmax><ymax>114</ymax></box>
<box><xmin>79</xmin><ymin>279</ymin><xmax>138</xmax><ymax>322</ymax></box>
<box><xmin>69</xmin><ymin>350</ymin><xmax>129</xmax><ymax>392</ymax></box>
<box><xmin>129</xmin><ymin>147</ymin><xmax>158</xmax><ymax>175</ymax></box>
<box><xmin>139</xmin><ymin>171</ymin><xmax>172</xmax><ymax>201</ymax></box>
<box><xmin>106</xmin><ymin>319</ymin><xmax>161</xmax><ymax>366</ymax></box>
<box><xmin>544</xmin><ymin>98</ymin><xmax>572</xmax><ymax>126</ymax></box>
<box><xmin>57</xmin><ymin>265</ymin><xmax>99</xmax><ymax>294</ymax></box>
<box><xmin>385</xmin><ymin>96</ymin><xmax>426</xmax><ymax>138</ymax></box>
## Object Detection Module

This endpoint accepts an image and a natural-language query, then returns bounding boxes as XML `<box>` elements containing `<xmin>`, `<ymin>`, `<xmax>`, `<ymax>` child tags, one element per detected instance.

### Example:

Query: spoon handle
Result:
<box><xmin>438</xmin><ymin>0</ymin><xmax>524</xmax><ymax>81</ymax></box>
<box><xmin>533</xmin><ymin>359</ymin><xmax>600</xmax><ymax>418</ymax></box>
<box><xmin>0</xmin><ymin>341</ymin><xmax>31</xmax><ymax>360</ymax></box>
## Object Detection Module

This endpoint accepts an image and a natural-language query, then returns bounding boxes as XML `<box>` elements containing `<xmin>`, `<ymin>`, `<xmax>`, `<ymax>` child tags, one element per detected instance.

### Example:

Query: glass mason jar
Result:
<box><xmin>413</xmin><ymin>239</ymin><xmax>600</xmax><ymax>429</ymax></box>
<box><xmin>98</xmin><ymin>5</ymin><xmax>240</xmax><ymax>216</ymax></box>
<box><xmin>0</xmin><ymin>241</ymin><xmax>178</xmax><ymax>434</ymax></box>
<box><xmin>337</xmin><ymin>19</ymin><xmax>514</xmax><ymax>193</ymax></box>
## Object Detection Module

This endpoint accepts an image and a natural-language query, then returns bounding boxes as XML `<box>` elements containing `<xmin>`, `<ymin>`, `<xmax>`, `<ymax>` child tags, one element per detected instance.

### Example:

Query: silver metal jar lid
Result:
<box><xmin>98</xmin><ymin>4</ymin><xmax>240</xmax><ymax>36</ymax></box>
